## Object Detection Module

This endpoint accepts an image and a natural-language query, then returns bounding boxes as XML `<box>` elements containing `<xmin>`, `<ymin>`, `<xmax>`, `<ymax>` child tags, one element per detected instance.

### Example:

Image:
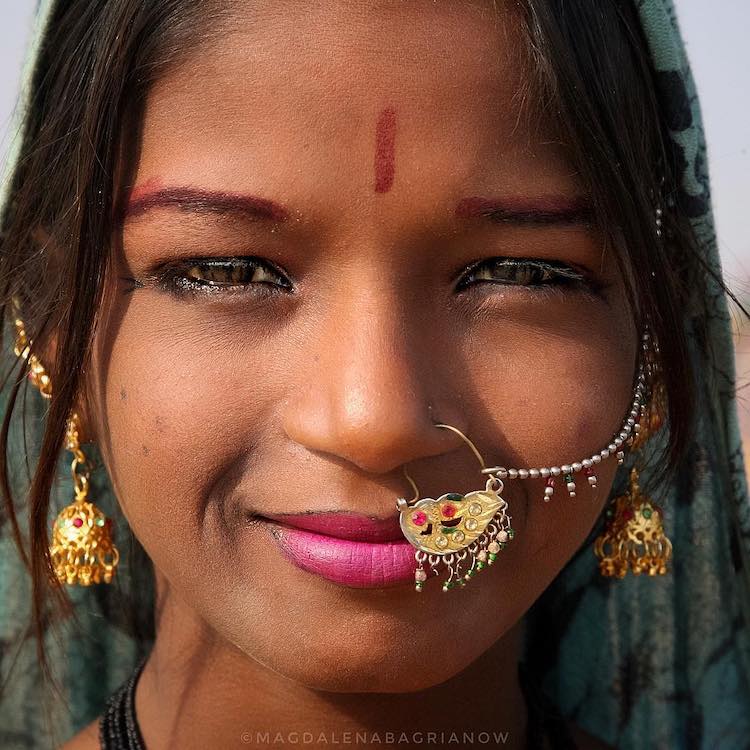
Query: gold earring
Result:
<box><xmin>395</xmin><ymin>423</ymin><xmax>515</xmax><ymax>592</ymax></box>
<box><xmin>593</xmin><ymin>378</ymin><xmax>672</xmax><ymax>577</ymax></box>
<box><xmin>13</xmin><ymin>313</ymin><xmax>120</xmax><ymax>585</ymax></box>
<box><xmin>594</xmin><ymin>466</ymin><xmax>671</xmax><ymax>577</ymax></box>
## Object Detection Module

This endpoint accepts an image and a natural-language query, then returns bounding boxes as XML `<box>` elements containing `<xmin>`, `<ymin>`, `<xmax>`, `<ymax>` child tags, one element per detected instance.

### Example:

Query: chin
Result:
<box><xmin>225</xmin><ymin>603</ymin><xmax>504</xmax><ymax>694</ymax></box>
<box><xmin>258</xmin><ymin>647</ymin><xmax>474</xmax><ymax>694</ymax></box>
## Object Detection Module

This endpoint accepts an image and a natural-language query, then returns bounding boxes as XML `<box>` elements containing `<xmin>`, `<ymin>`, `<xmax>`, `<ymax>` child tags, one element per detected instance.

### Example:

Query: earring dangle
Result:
<box><xmin>12</xmin><ymin>313</ymin><xmax>52</xmax><ymax>398</ymax></box>
<box><xmin>593</xmin><ymin>466</ymin><xmax>671</xmax><ymax>577</ymax></box>
<box><xmin>593</xmin><ymin>368</ymin><xmax>672</xmax><ymax>578</ymax></box>
<box><xmin>13</xmin><ymin>314</ymin><xmax>120</xmax><ymax>585</ymax></box>
<box><xmin>395</xmin><ymin>424</ymin><xmax>514</xmax><ymax>593</ymax></box>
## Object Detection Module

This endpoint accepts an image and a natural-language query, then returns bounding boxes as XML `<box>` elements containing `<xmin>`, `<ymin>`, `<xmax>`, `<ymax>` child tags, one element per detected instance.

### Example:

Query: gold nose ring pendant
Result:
<box><xmin>395</xmin><ymin>424</ymin><xmax>514</xmax><ymax>592</ymax></box>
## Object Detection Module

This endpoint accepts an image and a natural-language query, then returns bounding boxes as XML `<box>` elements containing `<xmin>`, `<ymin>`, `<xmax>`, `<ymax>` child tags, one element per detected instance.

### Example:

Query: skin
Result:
<box><xmin>59</xmin><ymin>1</ymin><xmax>634</xmax><ymax>748</ymax></box>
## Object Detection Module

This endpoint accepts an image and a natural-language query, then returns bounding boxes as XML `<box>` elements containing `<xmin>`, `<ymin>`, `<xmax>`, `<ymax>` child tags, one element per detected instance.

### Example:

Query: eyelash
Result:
<box><xmin>131</xmin><ymin>257</ymin><xmax>293</xmax><ymax>298</ymax></box>
<box><xmin>453</xmin><ymin>257</ymin><xmax>591</xmax><ymax>293</ymax></box>
<box><xmin>126</xmin><ymin>256</ymin><xmax>594</xmax><ymax>299</ymax></box>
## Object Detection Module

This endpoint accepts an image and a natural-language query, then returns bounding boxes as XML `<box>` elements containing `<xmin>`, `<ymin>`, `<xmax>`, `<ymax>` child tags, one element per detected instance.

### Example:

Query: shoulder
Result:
<box><xmin>57</xmin><ymin>716</ymin><xmax>101</xmax><ymax>750</ymax></box>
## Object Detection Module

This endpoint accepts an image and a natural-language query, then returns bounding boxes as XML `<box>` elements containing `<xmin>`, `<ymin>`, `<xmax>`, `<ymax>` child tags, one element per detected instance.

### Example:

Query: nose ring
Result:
<box><xmin>395</xmin><ymin>423</ymin><xmax>514</xmax><ymax>593</ymax></box>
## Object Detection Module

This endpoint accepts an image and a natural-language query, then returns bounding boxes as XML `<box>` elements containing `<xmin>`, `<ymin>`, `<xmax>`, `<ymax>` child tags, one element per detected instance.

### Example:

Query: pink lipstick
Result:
<box><xmin>258</xmin><ymin>512</ymin><xmax>426</xmax><ymax>588</ymax></box>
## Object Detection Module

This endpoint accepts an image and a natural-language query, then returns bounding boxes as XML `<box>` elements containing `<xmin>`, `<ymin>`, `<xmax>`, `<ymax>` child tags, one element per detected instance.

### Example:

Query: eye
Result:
<box><xmin>148</xmin><ymin>256</ymin><xmax>293</xmax><ymax>298</ymax></box>
<box><xmin>454</xmin><ymin>257</ymin><xmax>588</xmax><ymax>292</ymax></box>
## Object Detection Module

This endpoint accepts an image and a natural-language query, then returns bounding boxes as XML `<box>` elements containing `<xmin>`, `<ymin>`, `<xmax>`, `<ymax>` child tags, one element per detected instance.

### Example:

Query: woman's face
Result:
<box><xmin>84</xmin><ymin>0</ymin><xmax>636</xmax><ymax>692</ymax></box>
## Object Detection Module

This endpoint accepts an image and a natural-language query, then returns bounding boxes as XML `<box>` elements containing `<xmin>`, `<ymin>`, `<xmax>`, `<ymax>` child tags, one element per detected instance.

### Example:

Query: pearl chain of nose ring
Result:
<box><xmin>393</xmin><ymin>329</ymin><xmax>654</xmax><ymax>592</ymax></box>
<box><xmin>480</xmin><ymin>330</ymin><xmax>652</xmax><ymax>503</ymax></box>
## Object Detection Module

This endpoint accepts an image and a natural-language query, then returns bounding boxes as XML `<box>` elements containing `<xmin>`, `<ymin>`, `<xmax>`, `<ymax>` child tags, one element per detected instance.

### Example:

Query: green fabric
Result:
<box><xmin>523</xmin><ymin>2</ymin><xmax>750</xmax><ymax>747</ymax></box>
<box><xmin>1</xmin><ymin>1</ymin><xmax>749</xmax><ymax>748</ymax></box>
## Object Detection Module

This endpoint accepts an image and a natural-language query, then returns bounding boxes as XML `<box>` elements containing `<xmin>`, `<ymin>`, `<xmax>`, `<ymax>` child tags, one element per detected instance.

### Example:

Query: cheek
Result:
<box><xmin>459</xmin><ymin>292</ymin><xmax>636</xmax><ymax>571</ymax></box>
<box><xmin>86</xmin><ymin>302</ymin><xmax>285</xmax><ymax>580</ymax></box>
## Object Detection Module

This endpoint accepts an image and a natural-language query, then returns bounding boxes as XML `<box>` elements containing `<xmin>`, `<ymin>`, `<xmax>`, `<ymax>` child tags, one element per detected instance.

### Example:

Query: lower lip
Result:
<box><xmin>260</xmin><ymin>519</ymin><xmax>423</xmax><ymax>588</ymax></box>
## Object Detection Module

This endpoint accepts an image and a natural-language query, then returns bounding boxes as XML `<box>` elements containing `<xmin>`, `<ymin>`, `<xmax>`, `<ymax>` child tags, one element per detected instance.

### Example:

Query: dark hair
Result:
<box><xmin>0</xmin><ymin>0</ymin><xmax>230</xmax><ymax>718</ymax></box>
<box><xmin>0</xmin><ymin>0</ymin><xmax>738</xmax><ymax>732</ymax></box>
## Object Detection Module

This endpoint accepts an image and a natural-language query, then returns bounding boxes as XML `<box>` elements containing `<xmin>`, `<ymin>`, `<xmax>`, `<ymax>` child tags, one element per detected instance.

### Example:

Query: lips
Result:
<box><xmin>253</xmin><ymin>511</ymin><xmax>425</xmax><ymax>588</ymax></box>
<box><xmin>259</xmin><ymin>511</ymin><xmax>405</xmax><ymax>542</ymax></box>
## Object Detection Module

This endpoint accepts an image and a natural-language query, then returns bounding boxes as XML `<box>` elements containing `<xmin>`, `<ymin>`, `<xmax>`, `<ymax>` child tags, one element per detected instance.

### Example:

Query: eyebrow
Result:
<box><xmin>123</xmin><ymin>186</ymin><xmax>591</xmax><ymax>228</ymax></box>
<box><xmin>455</xmin><ymin>196</ymin><xmax>595</xmax><ymax>226</ymax></box>
<box><xmin>123</xmin><ymin>186</ymin><xmax>289</xmax><ymax>222</ymax></box>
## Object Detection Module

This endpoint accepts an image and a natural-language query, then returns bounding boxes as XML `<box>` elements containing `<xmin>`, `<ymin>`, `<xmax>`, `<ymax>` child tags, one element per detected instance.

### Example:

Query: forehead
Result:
<box><xmin>134</xmin><ymin>1</ymin><xmax>575</xmax><ymax>207</ymax></box>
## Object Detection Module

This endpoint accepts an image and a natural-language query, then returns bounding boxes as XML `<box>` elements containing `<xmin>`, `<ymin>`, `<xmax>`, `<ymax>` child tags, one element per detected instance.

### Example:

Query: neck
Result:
<box><xmin>135</xmin><ymin>576</ymin><xmax>529</xmax><ymax>749</ymax></box>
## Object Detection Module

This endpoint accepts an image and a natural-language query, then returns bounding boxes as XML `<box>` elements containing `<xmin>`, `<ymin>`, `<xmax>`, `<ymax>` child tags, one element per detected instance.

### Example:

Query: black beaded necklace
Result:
<box><xmin>98</xmin><ymin>656</ymin><xmax>148</xmax><ymax>750</ymax></box>
<box><xmin>97</xmin><ymin>657</ymin><xmax>576</xmax><ymax>750</ymax></box>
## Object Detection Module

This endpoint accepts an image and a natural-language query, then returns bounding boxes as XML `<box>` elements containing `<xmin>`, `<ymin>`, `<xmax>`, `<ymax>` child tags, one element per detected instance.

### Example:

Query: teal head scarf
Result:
<box><xmin>1</xmin><ymin>1</ymin><xmax>748</xmax><ymax>748</ymax></box>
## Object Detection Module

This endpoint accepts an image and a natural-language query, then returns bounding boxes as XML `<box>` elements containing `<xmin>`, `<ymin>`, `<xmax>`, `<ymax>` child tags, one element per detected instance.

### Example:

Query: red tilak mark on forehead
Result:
<box><xmin>374</xmin><ymin>107</ymin><xmax>397</xmax><ymax>193</ymax></box>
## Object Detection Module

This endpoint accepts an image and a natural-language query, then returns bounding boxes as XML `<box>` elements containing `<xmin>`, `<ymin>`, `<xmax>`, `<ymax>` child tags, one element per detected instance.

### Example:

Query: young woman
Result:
<box><xmin>0</xmin><ymin>1</ymin><xmax>748</xmax><ymax>748</ymax></box>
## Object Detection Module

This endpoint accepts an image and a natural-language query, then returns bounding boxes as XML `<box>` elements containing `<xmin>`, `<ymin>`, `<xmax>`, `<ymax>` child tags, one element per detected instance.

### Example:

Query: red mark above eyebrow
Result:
<box><xmin>124</xmin><ymin>184</ymin><xmax>289</xmax><ymax>222</ymax></box>
<box><xmin>374</xmin><ymin>107</ymin><xmax>397</xmax><ymax>193</ymax></box>
<box><xmin>127</xmin><ymin>177</ymin><xmax>163</xmax><ymax>205</ymax></box>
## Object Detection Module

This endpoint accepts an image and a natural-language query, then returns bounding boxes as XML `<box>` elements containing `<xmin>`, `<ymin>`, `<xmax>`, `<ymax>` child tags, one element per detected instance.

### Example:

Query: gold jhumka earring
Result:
<box><xmin>13</xmin><ymin>312</ymin><xmax>119</xmax><ymax>585</ymax></box>
<box><xmin>593</xmin><ymin>359</ymin><xmax>672</xmax><ymax>577</ymax></box>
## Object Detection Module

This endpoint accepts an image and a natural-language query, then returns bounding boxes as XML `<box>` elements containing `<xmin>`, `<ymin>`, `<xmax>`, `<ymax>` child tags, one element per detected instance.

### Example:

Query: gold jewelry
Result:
<box><xmin>593</xmin><ymin>466</ymin><xmax>671</xmax><ymax>577</ymax></box>
<box><xmin>395</xmin><ymin>423</ymin><xmax>514</xmax><ymax>592</ymax></box>
<box><xmin>594</xmin><ymin>371</ymin><xmax>672</xmax><ymax>577</ymax></box>
<box><xmin>12</xmin><ymin>312</ymin><xmax>120</xmax><ymax>585</ymax></box>
<box><xmin>13</xmin><ymin>315</ymin><xmax>52</xmax><ymax>397</ymax></box>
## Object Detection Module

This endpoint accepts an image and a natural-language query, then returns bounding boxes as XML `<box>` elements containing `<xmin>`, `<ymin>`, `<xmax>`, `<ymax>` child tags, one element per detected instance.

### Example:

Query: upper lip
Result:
<box><xmin>258</xmin><ymin>511</ymin><xmax>406</xmax><ymax>542</ymax></box>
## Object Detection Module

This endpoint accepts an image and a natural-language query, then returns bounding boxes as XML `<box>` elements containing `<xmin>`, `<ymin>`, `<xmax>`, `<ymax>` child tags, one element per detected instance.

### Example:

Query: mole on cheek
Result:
<box><xmin>374</xmin><ymin>107</ymin><xmax>397</xmax><ymax>193</ymax></box>
<box><xmin>120</xmin><ymin>387</ymin><xmax>127</xmax><ymax>401</ymax></box>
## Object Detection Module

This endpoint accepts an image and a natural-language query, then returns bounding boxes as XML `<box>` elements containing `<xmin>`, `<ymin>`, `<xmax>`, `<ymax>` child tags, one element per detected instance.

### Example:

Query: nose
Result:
<box><xmin>281</xmin><ymin>285</ymin><xmax>463</xmax><ymax>476</ymax></box>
